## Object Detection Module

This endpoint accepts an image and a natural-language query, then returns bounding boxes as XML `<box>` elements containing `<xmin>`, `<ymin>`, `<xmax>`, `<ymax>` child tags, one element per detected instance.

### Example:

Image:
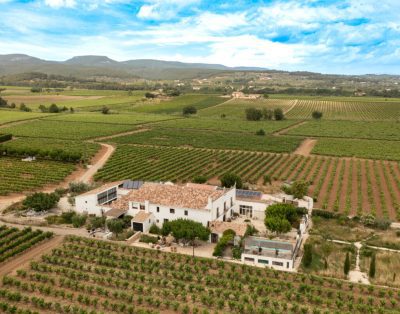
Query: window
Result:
<box><xmin>184</xmin><ymin>210</ymin><xmax>188</xmax><ymax>216</ymax></box>
<box><xmin>239</xmin><ymin>205</ymin><xmax>253</xmax><ymax>217</ymax></box>
<box><xmin>224</xmin><ymin>202</ymin><xmax>226</xmax><ymax>210</ymax></box>
<box><xmin>287</xmin><ymin>262</ymin><xmax>290</xmax><ymax>269</ymax></box>
<box><xmin>258</xmin><ymin>259</ymin><xmax>269</xmax><ymax>265</ymax></box>
<box><xmin>164</xmin><ymin>219</ymin><xmax>169</xmax><ymax>223</ymax></box>
<box><xmin>216</xmin><ymin>207</ymin><xmax>219</xmax><ymax>217</ymax></box>
<box><xmin>156</xmin><ymin>207</ymin><xmax>160</xmax><ymax>213</ymax></box>
<box><xmin>156</xmin><ymin>219</ymin><xmax>159</xmax><ymax>223</ymax></box>
<box><xmin>170</xmin><ymin>208</ymin><xmax>175</xmax><ymax>214</ymax></box>
<box><xmin>244</xmin><ymin>257</ymin><xmax>255</xmax><ymax>262</ymax></box>
<box><xmin>272</xmin><ymin>261</ymin><xmax>284</xmax><ymax>267</ymax></box>
<box><xmin>140</xmin><ymin>204</ymin><xmax>145</xmax><ymax>210</ymax></box>
<box><xmin>149</xmin><ymin>219</ymin><xmax>151</xmax><ymax>223</ymax></box>
<box><xmin>230</xmin><ymin>197</ymin><xmax>233</xmax><ymax>207</ymax></box>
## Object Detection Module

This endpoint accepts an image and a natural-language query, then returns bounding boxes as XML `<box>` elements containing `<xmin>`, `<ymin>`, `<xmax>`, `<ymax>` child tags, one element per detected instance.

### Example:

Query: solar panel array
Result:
<box><xmin>236</xmin><ymin>189</ymin><xmax>262</xmax><ymax>199</ymax></box>
<box><xmin>122</xmin><ymin>180</ymin><xmax>144</xmax><ymax>190</ymax></box>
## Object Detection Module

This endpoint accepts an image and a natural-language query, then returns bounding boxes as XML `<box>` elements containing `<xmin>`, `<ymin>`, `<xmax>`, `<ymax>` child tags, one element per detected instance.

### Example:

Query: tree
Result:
<box><xmin>262</xmin><ymin>108</ymin><xmax>273</xmax><ymax>120</ymax></box>
<box><xmin>49</xmin><ymin>103</ymin><xmax>60</xmax><ymax>113</ymax></box>
<box><xmin>23</xmin><ymin>192</ymin><xmax>60</xmax><ymax>212</ymax></box>
<box><xmin>282</xmin><ymin>181</ymin><xmax>309</xmax><ymax>199</ymax></box>
<box><xmin>38</xmin><ymin>104</ymin><xmax>48</xmax><ymax>112</ymax></box>
<box><xmin>145</xmin><ymin>92</ymin><xmax>156</xmax><ymax>98</ymax></box>
<box><xmin>193</xmin><ymin>175</ymin><xmax>207</xmax><ymax>184</ymax></box>
<box><xmin>320</xmin><ymin>242</ymin><xmax>333</xmax><ymax>269</ymax></box>
<box><xmin>263</xmin><ymin>93</ymin><xmax>269</xmax><ymax>99</ymax></box>
<box><xmin>312</xmin><ymin>111</ymin><xmax>323</xmax><ymax>119</ymax></box>
<box><xmin>0</xmin><ymin>97</ymin><xmax>8</xmax><ymax>107</ymax></box>
<box><xmin>369</xmin><ymin>253</ymin><xmax>376</xmax><ymax>278</ymax></box>
<box><xmin>182</xmin><ymin>106</ymin><xmax>197</xmax><ymax>115</ymax></box>
<box><xmin>88</xmin><ymin>216</ymin><xmax>106</xmax><ymax>230</ymax></box>
<box><xmin>19</xmin><ymin>103</ymin><xmax>31</xmax><ymax>112</ymax></box>
<box><xmin>245</xmin><ymin>107</ymin><xmax>262</xmax><ymax>121</ymax></box>
<box><xmin>265</xmin><ymin>217</ymin><xmax>291</xmax><ymax>234</ymax></box>
<box><xmin>344</xmin><ymin>252</ymin><xmax>350</xmax><ymax>276</ymax></box>
<box><xmin>161</xmin><ymin>219</ymin><xmax>210</xmax><ymax>244</ymax></box>
<box><xmin>71</xmin><ymin>214</ymin><xmax>87</xmax><ymax>228</ymax></box>
<box><xmin>101</xmin><ymin>106</ymin><xmax>110</xmax><ymax>114</ymax></box>
<box><xmin>255</xmin><ymin>129</ymin><xmax>265</xmax><ymax>136</ymax></box>
<box><xmin>106</xmin><ymin>219</ymin><xmax>125</xmax><ymax>234</ymax></box>
<box><xmin>31</xmin><ymin>87</ymin><xmax>42</xmax><ymax>93</ymax></box>
<box><xmin>274</xmin><ymin>108</ymin><xmax>284</xmax><ymax>120</ymax></box>
<box><xmin>219</xmin><ymin>173</ymin><xmax>243</xmax><ymax>189</ymax></box>
<box><xmin>303</xmin><ymin>244</ymin><xmax>313</xmax><ymax>267</ymax></box>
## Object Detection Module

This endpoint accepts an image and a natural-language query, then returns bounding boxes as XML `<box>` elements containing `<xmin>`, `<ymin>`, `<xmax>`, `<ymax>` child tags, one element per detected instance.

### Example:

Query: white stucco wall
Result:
<box><xmin>75</xmin><ymin>194</ymin><xmax>104</xmax><ymax>216</ymax></box>
<box><xmin>241</xmin><ymin>253</ymin><xmax>294</xmax><ymax>270</ymax></box>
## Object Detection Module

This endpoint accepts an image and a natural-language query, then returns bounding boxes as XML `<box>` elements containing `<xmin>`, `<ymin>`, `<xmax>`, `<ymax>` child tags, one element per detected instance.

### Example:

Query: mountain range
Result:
<box><xmin>0</xmin><ymin>54</ymin><xmax>266</xmax><ymax>80</ymax></box>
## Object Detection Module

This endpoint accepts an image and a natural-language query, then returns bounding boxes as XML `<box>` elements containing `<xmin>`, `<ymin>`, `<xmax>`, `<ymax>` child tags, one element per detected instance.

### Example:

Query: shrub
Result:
<box><xmin>23</xmin><ymin>192</ymin><xmax>60</xmax><ymax>212</ymax></box>
<box><xmin>255</xmin><ymin>129</ymin><xmax>266</xmax><ymax>136</ymax></box>
<box><xmin>71</xmin><ymin>214</ymin><xmax>87</xmax><ymax>228</ymax></box>
<box><xmin>312</xmin><ymin>111</ymin><xmax>323</xmax><ymax>119</ymax></box>
<box><xmin>106</xmin><ymin>219</ymin><xmax>125</xmax><ymax>234</ymax></box>
<box><xmin>145</xmin><ymin>92</ymin><xmax>156</xmax><ymax>98</ymax></box>
<box><xmin>245</xmin><ymin>107</ymin><xmax>262</xmax><ymax>121</ymax></box>
<box><xmin>220</xmin><ymin>173</ymin><xmax>243</xmax><ymax>189</ymax></box>
<box><xmin>213</xmin><ymin>230</ymin><xmax>236</xmax><ymax>257</ymax></box>
<box><xmin>193</xmin><ymin>175</ymin><xmax>207</xmax><ymax>184</ymax></box>
<box><xmin>101</xmin><ymin>106</ymin><xmax>110</xmax><ymax>114</ymax></box>
<box><xmin>182</xmin><ymin>106</ymin><xmax>197</xmax><ymax>115</ymax></box>
<box><xmin>139</xmin><ymin>234</ymin><xmax>158</xmax><ymax>244</ymax></box>
<box><xmin>274</xmin><ymin>108</ymin><xmax>284</xmax><ymax>120</ymax></box>
<box><xmin>149</xmin><ymin>224</ymin><xmax>161</xmax><ymax>235</ymax></box>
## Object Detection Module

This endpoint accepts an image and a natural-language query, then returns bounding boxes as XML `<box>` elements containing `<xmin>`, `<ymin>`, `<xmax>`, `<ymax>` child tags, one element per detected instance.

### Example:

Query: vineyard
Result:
<box><xmin>2</xmin><ymin>120</ymin><xmax>138</xmax><ymax>140</ymax></box>
<box><xmin>0</xmin><ymin>110</ymin><xmax>50</xmax><ymax>125</ymax></box>
<box><xmin>149</xmin><ymin>117</ymin><xmax>297</xmax><ymax>134</ymax></box>
<box><xmin>286</xmin><ymin>120</ymin><xmax>400</xmax><ymax>141</ymax></box>
<box><xmin>198</xmin><ymin>98</ymin><xmax>295</xmax><ymax>119</ymax></box>
<box><xmin>0</xmin><ymin>138</ymin><xmax>100</xmax><ymax>163</ymax></box>
<box><xmin>132</xmin><ymin>94</ymin><xmax>226</xmax><ymax>114</ymax></box>
<box><xmin>0</xmin><ymin>235</ymin><xmax>399</xmax><ymax>314</ymax></box>
<box><xmin>0</xmin><ymin>225</ymin><xmax>53</xmax><ymax>263</ymax></box>
<box><xmin>285</xmin><ymin>99</ymin><xmax>400</xmax><ymax>120</ymax></box>
<box><xmin>110</xmin><ymin>128</ymin><xmax>302</xmax><ymax>153</ymax></box>
<box><xmin>0</xmin><ymin>157</ymin><xmax>75</xmax><ymax>195</ymax></box>
<box><xmin>95</xmin><ymin>145</ymin><xmax>400</xmax><ymax>220</ymax></box>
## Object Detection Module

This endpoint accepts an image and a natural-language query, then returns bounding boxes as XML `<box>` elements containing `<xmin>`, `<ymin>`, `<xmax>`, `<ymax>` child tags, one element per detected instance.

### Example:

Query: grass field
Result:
<box><xmin>150</xmin><ymin>116</ymin><xmax>299</xmax><ymax>133</ymax></box>
<box><xmin>0</xmin><ymin>157</ymin><xmax>75</xmax><ymax>195</ymax></box>
<box><xmin>285</xmin><ymin>99</ymin><xmax>400</xmax><ymax>120</ymax></box>
<box><xmin>133</xmin><ymin>94</ymin><xmax>227</xmax><ymax>114</ymax></box>
<box><xmin>198</xmin><ymin>98</ymin><xmax>295</xmax><ymax>119</ymax></box>
<box><xmin>0</xmin><ymin>235</ymin><xmax>398</xmax><ymax>314</ymax></box>
<box><xmin>287</xmin><ymin>120</ymin><xmax>400</xmax><ymax>141</ymax></box>
<box><xmin>43</xmin><ymin>112</ymin><xmax>175</xmax><ymax>125</ymax></box>
<box><xmin>109</xmin><ymin>128</ymin><xmax>302</xmax><ymax>152</ymax></box>
<box><xmin>0</xmin><ymin>110</ymin><xmax>51</xmax><ymax>125</ymax></box>
<box><xmin>3</xmin><ymin>120</ymin><xmax>138</xmax><ymax>140</ymax></box>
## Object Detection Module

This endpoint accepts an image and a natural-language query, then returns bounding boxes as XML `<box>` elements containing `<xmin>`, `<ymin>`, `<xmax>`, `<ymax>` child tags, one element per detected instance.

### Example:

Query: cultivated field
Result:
<box><xmin>0</xmin><ymin>110</ymin><xmax>51</xmax><ymax>125</ymax></box>
<box><xmin>0</xmin><ymin>235</ymin><xmax>398</xmax><ymax>314</ymax></box>
<box><xmin>95</xmin><ymin>145</ymin><xmax>400</xmax><ymax>220</ymax></box>
<box><xmin>109</xmin><ymin>128</ymin><xmax>302</xmax><ymax>152</ymax></box>
<box><xmin>0</xmin><ymin>157</ymin><xmax>75</xmax><ymax>195</ymax></box>
<box><xmin>0</xmin><ymin>225</ymin><xmax>53</xmax><ymax>264</ymax></box>
<box><xmin>285</xmin><ymin>99</ymin><xmax>400</xmax><ymax>120</ymax></box>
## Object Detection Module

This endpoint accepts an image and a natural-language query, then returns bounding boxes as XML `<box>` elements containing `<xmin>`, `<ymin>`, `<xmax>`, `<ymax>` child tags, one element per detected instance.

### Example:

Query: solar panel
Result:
<box><xmin>122</xmin><ymin>180</ymin><xmax>144</xmax><ymax>190</ymax></box>
<box><xmin>236</xmin><ymin>189</ymin><xmax>262</xmax><ymax>198</ymax></box>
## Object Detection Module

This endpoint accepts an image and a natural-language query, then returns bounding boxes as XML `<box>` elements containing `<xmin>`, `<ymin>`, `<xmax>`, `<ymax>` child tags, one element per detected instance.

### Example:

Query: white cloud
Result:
<box><xmin>137</xmin><ymin>0</ymin><xmax>199</xmax><ymax>20</ymax></box>
<box><xmin>44</xmin><ymin>0</ymin><xmax>76</xmax><ymax>8</ymax></box>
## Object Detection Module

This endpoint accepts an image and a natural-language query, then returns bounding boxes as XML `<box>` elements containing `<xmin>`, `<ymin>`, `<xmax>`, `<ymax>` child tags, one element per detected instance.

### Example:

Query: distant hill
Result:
<box><xmin>0</xmin><ymin>54</ymin><xmax>266</xmax><ymax>80</ymax></box>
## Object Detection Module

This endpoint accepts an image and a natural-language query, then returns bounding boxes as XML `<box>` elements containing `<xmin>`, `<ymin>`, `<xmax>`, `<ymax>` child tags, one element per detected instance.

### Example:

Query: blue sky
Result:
<box><xmin>0</xmin><ymin>0</ymin><xmax>399</xmax><ymax>74</ymax></box>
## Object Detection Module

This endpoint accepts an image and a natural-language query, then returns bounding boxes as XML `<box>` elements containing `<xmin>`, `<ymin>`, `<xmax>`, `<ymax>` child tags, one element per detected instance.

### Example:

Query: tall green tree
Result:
<box><xmin>369</xmin><ymin>253</ymin><xmax>376</xmax><ymax>278</ymax></box>
<box><xmin>303</xmin><ymin>244</ymin><xmax>313</xmax><ymax>268</ymax></box>
<box><xmin>161</xmin><ymin>219</ymin><xmax>210</xmax><ymax>244</ymax></box>
<box><xmin>219</xmin><ymin>173</ymin><xmax>243</xmax><ymax>189</ymax></box>
<box><xmin>23</xmin><ymin>192</ymin><xmax>60</xmax><ymax>212</ymax></box>
<box><xmin>245</xmin><ymin>107</ymin><xmax>262</xmax><ymax>121</ymax></box>
<box><xmin>273</xmin><ymin>108</ymin><xmax>285</xmax><ymax>120</ymax></box>
<box><xmin>344</xmin><ymin>252</ymin><xmax>350</xmax><ymax>276</ymax></box>
<box><xmin>106</xmin><ymin>219</ymin><xmax>125</xmax><ymax>234</ymax></box>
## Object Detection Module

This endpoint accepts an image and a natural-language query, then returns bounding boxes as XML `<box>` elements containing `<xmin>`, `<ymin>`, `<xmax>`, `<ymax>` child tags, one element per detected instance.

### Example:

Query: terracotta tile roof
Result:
<box><xmin>132</xmin><ymin>211</ymin><xmax>153</xmax><ymax>223</ymax></box>
<box><xmin>186</xmin><ymin>183</ymin><xmax>218</xmax><ymax>191</ymax></box>
<box><xmin>209</xmin><ymin>221</ymin><xmax>247</xmax><ymax>237</ymax></box>
<box><xmin>126</xmin><ymin>182</ymin><xmax>227</xmax><ymax>210</ymax></box>
<box><xmin>78</xmin><ymin>181</ymin><xmax>124</xmax><ymax>197</ymax></box>
<box><xmin>104</xmin><ymin>207</ymin><xmax>128</xmax><ymax>218</ymax></box>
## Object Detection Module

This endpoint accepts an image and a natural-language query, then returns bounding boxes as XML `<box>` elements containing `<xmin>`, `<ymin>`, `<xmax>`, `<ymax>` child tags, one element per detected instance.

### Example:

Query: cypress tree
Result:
<box><xmin>344</xmin><ymin>252</ymin><xmax>350</xmax><ymax>276</ymax></box>
<box><xmin>303</xmin><ymin>244</ymin><xmax>313</xmax><ymax>268</ymax></box>
<box><xmin>369</xmin><ymin>254</ymin><xmax>376</xmax><ymax>278</ymax></box>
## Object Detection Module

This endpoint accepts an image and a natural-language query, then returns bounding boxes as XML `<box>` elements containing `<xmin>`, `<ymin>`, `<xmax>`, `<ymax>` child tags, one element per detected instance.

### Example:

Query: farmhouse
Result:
<box><xmin>231</xmin><ymin>91</ymin><xmax>261</xmax><ymax>99</ymax></box>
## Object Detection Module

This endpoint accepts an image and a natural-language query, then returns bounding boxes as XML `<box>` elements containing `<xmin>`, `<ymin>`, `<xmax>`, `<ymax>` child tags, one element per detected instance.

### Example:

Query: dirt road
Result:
<box><xmin>0</xmin><ymin>236</ymin><xmax>64</xmax><ymax>277</ymax></box>
<box><xmin>293</xmin><ymin>138</ymin><xmax>317</xmax><ymax>156</ymax></box>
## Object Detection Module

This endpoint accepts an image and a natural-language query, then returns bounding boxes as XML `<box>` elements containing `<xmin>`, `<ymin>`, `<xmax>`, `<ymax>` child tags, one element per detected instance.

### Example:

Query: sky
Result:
<box><xmin>0</xmin><ymin>0</ymin><xmax>399</xmax><ymax>74</ymax></box>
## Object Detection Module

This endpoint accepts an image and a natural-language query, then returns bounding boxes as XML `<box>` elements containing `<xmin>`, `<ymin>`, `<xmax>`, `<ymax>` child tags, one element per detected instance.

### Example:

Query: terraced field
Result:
<box><xmin>285</xmin><ymin>99</ymin><xmax>400</xmax><ymax>120</ymax></box>
<box><xmin>0</xmin><ymin>157</ymin><xmax>76</xmax><ymax>195</ymax></box>
<box><xmin>0</xmin><ymin>235</ymin><xmax>398</xmax><ymax>314</ymax></box>
<box><xmin>95</xmin><ymin>145</ymin><xmax>400</xmax><ymax>220</ymax></box>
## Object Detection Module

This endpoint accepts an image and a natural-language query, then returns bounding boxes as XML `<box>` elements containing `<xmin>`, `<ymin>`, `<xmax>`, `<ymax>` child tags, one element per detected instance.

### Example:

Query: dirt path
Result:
<box><xmin>293</xmin><ymin>138</ymin><xmax>317</xmax><ymax>156</ymax></box>
<box><xmin>94</xmin><ymin>128</ymin><xmax>150</xmax><ymax>141</ymax></box>
<box><xmin>0</xmin><ymin>236</ymin><xmax>64</xmax><ymax>277</ymax></box>
<box><xmin>0</xmin><ymin>143</ymin><xmax>115</xmax><ymax>212</ymax></box>
<box><xmin>273</xmin><ymin>120</ymin><xmax>307</xmax><ymax>136</ymax></box>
